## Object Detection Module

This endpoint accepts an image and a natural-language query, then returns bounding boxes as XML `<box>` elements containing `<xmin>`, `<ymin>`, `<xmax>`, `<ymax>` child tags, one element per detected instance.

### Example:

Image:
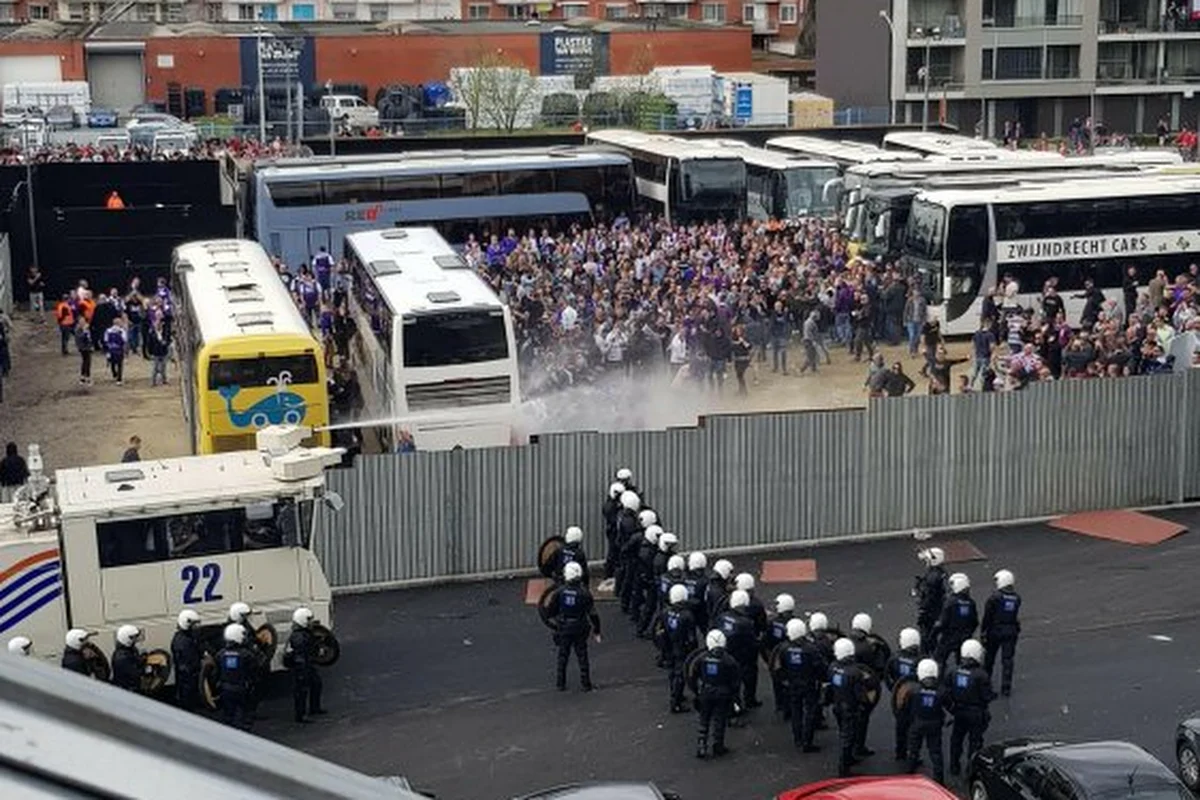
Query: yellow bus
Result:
<box><xmin>172</xmin><ymin>239</ymin><xmax>330</xmax><ymax>454</ymax></box>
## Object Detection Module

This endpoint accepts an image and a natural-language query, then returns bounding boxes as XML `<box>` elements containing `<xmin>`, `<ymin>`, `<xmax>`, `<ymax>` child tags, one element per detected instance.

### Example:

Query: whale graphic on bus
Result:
<box><xmin>217</xmin><ymin>371</ymin><xmax>307</xmax><ymax>429</ymax></box>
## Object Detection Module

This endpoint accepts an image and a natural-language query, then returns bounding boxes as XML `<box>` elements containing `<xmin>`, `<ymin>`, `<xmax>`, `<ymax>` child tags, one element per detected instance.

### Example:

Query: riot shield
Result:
<box><xmin>200</xmin><ymin>654</ymin><xmax>219</xmax><ymax>710</ymax></box>
<box><xmin>312</xmin><ymin>623</ymin><xmax>341</xmax><ymax>667</ymax></box>
<box><xmin>140</xmin><ymin>649</ymin><xmax>172</xmax><ymax>694</ymax></box>
<box><xmin>537</xmin><ymin>536</ymin><xmax>566</xmax><ymax>579</ymax></box>
<box><xmin>891</xmin><ymin>678</ymin><xmax>918</xmax><ymax>716</ymax></box>
<box><xmin>254</xmin><ymin>623</ymin><xmax>278</xmax><ymax>662</ymax></box>
<box><xmin>80</xmin><ymin>642</ymin><xmax>110</xmax><ymax>682</ymax></box>
<box><xmin>537</xmin><ymin>584</ymin><xmax>561</xmax><ymax>630</ymax></box>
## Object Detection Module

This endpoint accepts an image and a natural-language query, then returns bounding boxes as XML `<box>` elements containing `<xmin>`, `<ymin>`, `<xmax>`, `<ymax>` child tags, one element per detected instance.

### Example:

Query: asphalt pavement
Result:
<box><xmin>254</xmin><ymin>509</ymin><xmax>1200</xmax><ymax>800</ymax></box>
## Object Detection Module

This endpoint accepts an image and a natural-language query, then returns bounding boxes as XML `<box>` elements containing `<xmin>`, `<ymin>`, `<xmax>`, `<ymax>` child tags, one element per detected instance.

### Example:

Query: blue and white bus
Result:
<box><xmin>246</xmin><ymin>147</ymin><xmax>636</xmax><ymax>269</ymax></box>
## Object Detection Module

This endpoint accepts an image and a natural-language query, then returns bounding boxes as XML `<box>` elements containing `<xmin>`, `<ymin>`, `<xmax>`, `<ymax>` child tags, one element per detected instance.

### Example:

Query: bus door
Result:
<box><xmin>307</xmin><ymin>227</ymin><xmax>332</xmax><ymax>265</ymax></box>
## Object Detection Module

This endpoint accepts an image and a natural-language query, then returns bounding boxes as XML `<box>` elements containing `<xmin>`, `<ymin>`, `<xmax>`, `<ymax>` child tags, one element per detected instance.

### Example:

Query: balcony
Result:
<box><xmin>905</xmin><ymin>71</ymin><xmax>965</xmax><ymax>94</ymax></box>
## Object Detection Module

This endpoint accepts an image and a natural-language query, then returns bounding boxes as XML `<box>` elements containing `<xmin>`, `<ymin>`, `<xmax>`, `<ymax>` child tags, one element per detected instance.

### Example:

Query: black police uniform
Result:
<box><xmin>704</xmin><ymin>573</ymin><xmax>730</xmax><ymax>622</ymax></box>
<box><xmin>602</xmin><ymin>494</ymin><xmax>622</xmax><ymax>579</ymax></box>
<box><xmin>746</xmin><ymin>594</ymin><xmax>768</xmax><ymax>640</ymax></box>
<box><xmin>628</xmin><ymin>534</ymin><xmax>656</xmax><ymax>627</ymax></box>
<box><xmin>762</xmin><ymin>611</ymin><xmax>793</xmax><ymax>714</ymax></box>
<box><xmin>885</xmin><ymin>647</ymin><xmax>921</xmax><ymax>760</ymax></box>
<box><xmin>613</xmin><ymin>508</ymin><xmax>640</xmax><ymax>610</ymax></box>
<box><xmin>216</xmin><ymin>642</ymin><xmax>255</xmax><ymax>730</ymax></box>
<box><xmin>555</xmin><ymin>541</ymin><xmax>588</xmax><ymax>585</ymax></box>
<box><xmin>638</xmin><ymin>547</ymin><xmax>670</xmax><ymax>637</ymax></box>
<box><xmin>683</xmin><ymin>568</ymin><xmax>709</xmax><ymax>632</ymax></box>
<box><xmin>849</xmin><ymin>630</ymin><xmax>890</xmax><ymax>757</ymax></box>
<box><xmin>904</xmin><ymin>676</ymin><xmax>948</xmax><ymax>785</ymax></box>
<box><xmin>774</xmin><ymin>637</ymin><xmax>825</xmax><ymax>750</ymax></box>
<box><xmin>662</xmin><ymin>602</ymin><xmax>698</xmax><ymax>712</ymax></box>
<box><xmin>549</xmin><ymin>580</ymin><xmax>601</xmax><ymax>690</ymax></box>
<box><xmin>715</xmin><ymin>606</ymin><xmax>758</xmax><ymax>709</ymax></box>
<box><xmin>689</xmin><ymin>645</ymin><xmax>740</xmax><ymax>758</ymax></box>
<box><xmin>809</xmin><ymin>627</ymin><xmax>839</xmax><ymax>729</ymax></box>
<box><xmin>946</xmin><ymin>658</ymin><xmax>995</xmax><ymax>774</ymax></box>
<box><xmin>827</xmin><ymin>658</ymin><xmax>871</xmax><ymax>777</ymax></box>
<box><xmin>286</xmin><ymin>625</ymin><xmax>325</xmax><ymax>722</ymax></box>
<box><xmin>170</xmin><ymin>627</ymin><xmax>204</xmax><ymax>712</ymax></box>
<box><xmin>915</xmin><ymin>565</ymin><xmax>947</xmax><ymax>653</ymax></box>
<box><xmin>111</xmin><ymin>643</ymin><xmax>141</xmax><ymax>692</ymax></box>
<box><xmin>238</xmin><ymin>619</ymin><xmax>268</xmax><ymax>715</ymax></box>
<box><xmin>981</xmin><ymin>586</ymin><xmax>1021</xmax><ymax>696</ymax></box>
<box><xmin>61</xmin><ymin>647</ymin><xmax>89</xmax><ymax>675</ymax></box>
<box><xmin>933</xmin><ymin>591</ymin><xmax>978</xmax><ymax>671</ymax></box>
<box><xmin>651</xmin><ymin>568</ymin><xmax>684</xmax><ymax>663</ymax></box>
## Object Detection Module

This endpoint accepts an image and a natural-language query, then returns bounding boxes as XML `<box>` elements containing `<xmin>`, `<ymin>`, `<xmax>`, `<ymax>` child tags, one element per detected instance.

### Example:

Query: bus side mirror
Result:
<box><xmin>876</xmin><ymin>211</ymin><xmax>891</xmax><ymax>239</ymax></box>
<box><xmin>822</xmin><ymin>178</ymin><xmax>843</xmax><ymax>204</ymax></box>
<box><xmin>323</xmin><ymin>490</ymin><xmax>345</xmax><ymax>513</ymax></box>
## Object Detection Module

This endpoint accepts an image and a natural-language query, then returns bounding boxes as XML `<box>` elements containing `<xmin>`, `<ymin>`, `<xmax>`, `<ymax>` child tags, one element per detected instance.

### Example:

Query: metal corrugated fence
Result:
<box><xmin>314</xmin><ymin>371</ymin><xmax>1200</xmax><ymax>592</ymax></box>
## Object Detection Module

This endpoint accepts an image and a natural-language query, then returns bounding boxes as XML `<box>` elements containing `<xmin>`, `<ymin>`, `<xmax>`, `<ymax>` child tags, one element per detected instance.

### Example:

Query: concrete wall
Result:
<box><xmin>815</xmin><ymin>0</ymin><xmax>890</xmax><ymax>111</ymax></box>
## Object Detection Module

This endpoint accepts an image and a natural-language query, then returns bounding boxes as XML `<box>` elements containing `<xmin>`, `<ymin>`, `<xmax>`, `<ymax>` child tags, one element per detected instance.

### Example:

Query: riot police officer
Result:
<box><xmin>689</xmin><ymin>629</ymin><xmax>739</xmax><ymax>759</ymax></box>
<box><xmin>216</xmin><ymin>623</ymin><xmax>255</xmax><ymax>730</ymax></box>
<box><xmin>946</xmin><ymin>639</ymin><xmax>995</xmax><ymax>776</ymax></box>
<box><xmin>286</xmin><ymin>607</ymin><xmax>327</xmax><ymax>723</ymax></box>
<box><xmin>7</xmin><ymin>636</ymin><xmax>31</xmax><ymax>656</ymax></box>
<box><xmin>61</xmin><ymin>628</ymin><xmax>93</xmax><ymax>675</ymax></box>
<box><xmin>981</xmin><ymin>568</ymin><xmax>1021</xmax><ymax>696</ymax></box>
<box><xmin>683</xmin><ymin>552</ymin><xmax>710</xmax><ymax>632</ymax></box>
<box><xmin>904</xmin><ymin>658</ymin><xmax>948</xmax><ymax>785</ymax></box>
<box><xmin>651</xmin><ymin>553</ymin><xmax>687</xmax><ymax>661</ymax></box>
<box><xmin>914</xmin><ymin>547</ymin><xmax>947</xmax><ymax>653</ymax></box>
<box><xmin>763</xmin><ymin>594</ymin><xmax>796</xmax><ymax>715</ymax></box>
<box><xmin>807</xmin><ymin>612</ymin><xmax>837</xmax><ymax>731</ymax></box>
<box><xmin>774</xmin><ymin>618</ymin><xmax>825</xmax><ymax>752</ymax></box>
<box><xmin>547</xmin><ymin>561</ymin><xmax>602</xmax><ymax>692</ymax></box>
<box><xmin>171</xmin><ymin>610</ymin><xmax>204</xmax><ymax>712</ymax></box>
<box><xmin>827</xmin><ymin>637</ymin><xmax>871</xmax><ymax>778</ymax></box>
<box><xmin>705</xmin><ymin>559</ymin><xmax>734</xmax><ymax>621</ymax></box>
<box><xmin>111</xmin><ymin>624</ymin><xmax>143</xmax><ymax>693</ymax></box>
<box><xmin>229</xmin><ymin>601</ymin><xmax>267</xmax><ymax>715</ymax></box>
<box><xmin>886</xmin><ymin>627</ymin><xmax>922</xmax><ymax>761</ymax></box>
<box><xmin>613</xmin><ymin>490</ymin><xmax>641</xmax><ymax>611</ymax></box>
<box><xmin>715</xmin><ymin>589</ymin><xmax>758</xmax><ymax>711</ymax></box>
<box><xmin>555</xmin><ymin>526</ymin><xmax>589</xmax><ymax>585</ymax></box>
<box><xmin>615</xmin><ymin>467</ymin><xmax>639</xmax><ymax>498</ymax></box>
<box><xmin>661</xmin><ymin>583</ymin><xmax>698</xmax><ymax>713</ymax></box>
<box><xmin>848</xmin><ymin>613</ymin><xmax>888</xmax><ymax>759</ymax></box>
<box><xmin>934</xmin><ymin>573</ymin><xmax>978</xmax><ymax>671</ymax></box>
<box><xmin>602</xmin><ymin>481</ymin><xmax>625</xmax><ymax>579</ymax></box>
<box><xmin>630</xmin><ymin>521</ymin><xmax>660</xmax><ymax>629</ymax></box>
<box><xmin>639</xmin><ymin>531</ymin><xmax>676</xmax><ymax>637</ymax></box>
<box><xmin>735</xmin><ymin>573</ymin><xmax>768</xmax><ymax>639</ymax></box>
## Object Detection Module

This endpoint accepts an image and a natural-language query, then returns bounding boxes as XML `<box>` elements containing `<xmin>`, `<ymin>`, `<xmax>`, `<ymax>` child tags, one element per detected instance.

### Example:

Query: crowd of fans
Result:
<box><xmin>0</xmin><ymin>136</ymin><xmax>308</xmax><ymax>165</ymax></box>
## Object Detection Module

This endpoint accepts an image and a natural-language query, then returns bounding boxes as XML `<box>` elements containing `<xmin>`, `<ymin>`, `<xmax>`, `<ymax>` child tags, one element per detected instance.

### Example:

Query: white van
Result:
<box><xmin>319</xmin><ymin>94</ymin><xmax>380</xmax><ymax>130</ymax></box>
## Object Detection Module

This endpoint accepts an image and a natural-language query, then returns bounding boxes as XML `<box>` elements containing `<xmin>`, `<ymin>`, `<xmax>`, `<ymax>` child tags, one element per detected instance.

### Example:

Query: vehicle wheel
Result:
<box><xmin>250</xmin><ymin>412</ymin><xmax>269</xmax><ymax>428</ymax></box>
<box><xmin>1180</xmin><ymin>741</ymin><xmax>1200</xmax><ymax>791</ymax></box>
<box><xmin>970</xmin><ymin>780</ymin><xmax>989</xmax><ymax>800</ymax></box>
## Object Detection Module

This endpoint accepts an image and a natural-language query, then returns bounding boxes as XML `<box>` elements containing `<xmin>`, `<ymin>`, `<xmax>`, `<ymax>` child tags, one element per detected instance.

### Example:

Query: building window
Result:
<box><xmin>642</xmin><ymin>2</ymin><xmax>663</xmax><ymax>16</ymax></box>
<box><xmin>466</xmin><ymin>2</ymin><xmax>487</xmax><ymax>17</ymax></box>
<box><xmin>779</xmin><ymin>3</ymin><xmax>796</xmax><ymax>23</ymax></box>
<box><xmin>701</xmin><ymin>2</ymin><xmax>724</xmax><ymax>22</ymax></box>
<box><xmin>505</xmin><ymin>4</ymin><xmax>525</xmax><ymax>17</ymax></box>
<box><xmin>982</xmin><ymin>47</ymin><xmax>994</xmax><ymax>80</ymax></box>
<box><xmin>331</xmin><ymin>1</ymin><xmax>355</xmax><ymax>17</ymax></box>
<box><xmin>166</xmin><ymin>3</ymin><xmax>183</xmax><ymax>20</ymax></box>
<box><xmin>742</xmin><ymin>3</ymin><xmax>753</xmax><ymax>19</ymax></box>
<box><xmin>665</xmin><ymin>3</ymin><xmax>687</xmax><ymax>18</ymax></box>
<box><xmin>994</xmin><ymin>46</ymin><xmax>1042</xmax><ymax>80</ymax></box>
<box><xmin>29</xmin><ymin>3</ymin><xmax>50</xmax><ymax>16</ymax></box>
<box><xmin>67</xmin><ymin>2</ymin><xmax>84</xmax><ymax>19</ymax></box>
<box><xmin>237</xmin><ymin>3</ymin><xmax>254</xmax><ymax>18</ymax></box>
<box><xmin>258</xmin><ymin>3</ymin><xmax>277</xmax><ymax>19</ymax></box>
<box><xmin>135</xmin><ymin>2</ymin><xmax>155</xmax><ymax>20</ymax></box>
<box><xmin>562</xmin><ymin>2</ymin><xmax>586</xmax><ymax>17</ymax></box>
<box><xmin>1046</xmin><ymin>44</ymin><xmax>1080</xmax><ymax>78</ymax></box>
<box><xmin>292</xmin><ymin>2</ymin><xmax>315</xmax><ymax>18</ymax></box>
<box><xmin>605</xmin><ymin>4</ymin><xmax>628</xmax><ymax>18</ymax></box>
<box><xmin>368</xmin><ymin>2</ymin><xmax>387</xmax><ymax>19</ymax></box>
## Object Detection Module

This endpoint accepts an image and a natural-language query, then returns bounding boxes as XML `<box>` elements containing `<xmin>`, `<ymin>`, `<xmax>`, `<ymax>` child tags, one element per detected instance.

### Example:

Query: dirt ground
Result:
<box><xmin>0</xmin><ymin>306</ymin><xmax>972</xmax><ymax>470</ymax></box>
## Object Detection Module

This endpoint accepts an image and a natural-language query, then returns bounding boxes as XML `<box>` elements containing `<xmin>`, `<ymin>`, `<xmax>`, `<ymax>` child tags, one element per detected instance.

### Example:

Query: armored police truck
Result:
<box><xmin>0</xmin><ymin>426</ymin><xmax>344</xmax><ymax>682</ymax></box>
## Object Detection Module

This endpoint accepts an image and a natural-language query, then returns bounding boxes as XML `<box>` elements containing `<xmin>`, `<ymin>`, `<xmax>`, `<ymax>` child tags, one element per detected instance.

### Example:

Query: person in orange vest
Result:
<box><xmin>54</xmin><ymin>293</ymin><xmax>75</xmax><ymax>356</ymax></box>
<box><xmin>105</xmin><ymin>190</ymin><xmax>125</xmax><ymax>210</ymax></box>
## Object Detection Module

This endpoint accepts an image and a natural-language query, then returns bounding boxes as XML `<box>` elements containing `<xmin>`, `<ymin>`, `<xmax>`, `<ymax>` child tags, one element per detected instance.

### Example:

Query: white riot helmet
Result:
<box><xmin>638</xmin><ymin>509</ymin><xmax>658</xmax><ymax>529</ymax></box>
<box><xmin>994</xmin><ymin>569</ymin><xmax>1015</xmax><ymax>590</ymax></box>
<box><xmin>7</xmin><ymin>636</ymin><xmax>31</xmax><ymax>656</ymax></box>
<box><xmin>644</xmin><ymin>524</ymin><xmax>663</xmax><ymax>545</ymax></box>
<box><xmin>228</xmin><ymin>601</ymin><xmax>253</xmax><ymax>623</ymax></box>
<box><xmin>775</xmin><ymin>594</ymin><xmax>795</xmax><ymax>614</ymax></box>
<box><xmin>667</xmin><ymin>554</ymin><xmax>686</xmax><ymax>573</ymax></box>
<box><xmin>669</xmin><ymin>584</ymin><xmax>689</xmax><ymax>605</ymax></box>
<box><xmin>620</xmin><ymin>490</ymin><xmax>640</xmax><ymax>511</ymax></box>
<box><xmin>919</xmin><ymin>547</ymin><xmax>946</xmax><ymax>567</ymax></box>
<box><xmin>713</xmin><ymin>559</ymin><xmax>734</xmax><ymax>580</ymax></box>
<box><xmin>917</xmin><ymin>658</ymin><xmax>939</xmax><ymax>682</ymax></box>
<box><xmin>565</xmin><ymin>526</ymin><xmax>584</xmax><ymax>545</ymax></box>
<box><xmin>851</xmin><ymin>613</ymin><xmax>872</xmax><ymax>634</ymax></box>
<box><xmin>734</xmin><ymin>573</ymin><xmax>755</xmax><ymax>592</ymax></box>
<box><xmin>706</xmin><ymin>629</ymin><xmax>727</xmax><ymax>651</ymax></box>
<box><xmin>960</xmin><ymin>639</ymin><xmax>984</xmax><ymax>663</ymax></box>
<box><xmin>899</xmin><ymin>627</ymin><xmax>921</xmax><ymax>651</ymax></box>
<box><xmin>292</xmin><ymin>607</ymin><xmax>315</xmax><ymax>629</ymax></box>
<box><xmin>616</xmin><ymin>467</ymin><xmax>633</xmax><ymax>483</ymax></box>
<box><xmin>786</xmin><ymin>618</ymin><xmax>808</xmax><ymax>642</ymax></box>
<box><xmin>563</xmin><ymin>561</ymin><xmax>584</xmax><ymax>583</ymax></box>
<box><xmin>116</xmin><ymin>625</ymin><xmax>141</xmax><ymax>647</ymax></box>
<box><xmin>64</xmin><ymin>629</ymin><xmax>91</xmax><ymax>651</ymax></box>
<box><xmin>729</xmin><ymin>589</ymin><xmax>750</xmax><ymax>610</ymax></box>
<box><xmin>809</xmin><ymin>612</ymin><xmax>829</xmax><ymax>632</ymax></box>
<box><xmin>608</xmin><ymin>482</ymin><xmax>625</xmax><ymax>499</ymax></box>
<box><xmin>223</xmin><ymin>623</ymin><xmax>247</xmax><ymax>645</ymax></box>
<box><xmin>833</xmin><ymin>637</ymin><xmax>856</xmax><ymax>661</ymax></box>
<box><xmin>658</xmin><ymin>532</ymin><xmax>678</xmax><ymax>553</ymax></box>
<box><xmin>687</xmin><ymin>552</ymin><xmax>708</xmax><ymax>572</ymax></box>
<box><xmin>177</xmin><ymin>609</ymin><xmax>201</xmax><ymax>631</ymax></box>
<box><xmin>949</xmin><ymin>573</ymin><xmax>970</xmax><ymax>594</ymax></box>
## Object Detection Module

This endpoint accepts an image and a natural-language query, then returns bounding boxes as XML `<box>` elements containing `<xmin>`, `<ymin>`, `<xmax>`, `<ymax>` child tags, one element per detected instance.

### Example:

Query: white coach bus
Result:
<box><xmin>900</xmin><ymin>175</ymin><xmax>1200</xmax><ymax>334</ymax></box>
<box><xmin>342</xmin><ymin>227</ymin><xmax>521</xmax><ymax>450</ymax></box>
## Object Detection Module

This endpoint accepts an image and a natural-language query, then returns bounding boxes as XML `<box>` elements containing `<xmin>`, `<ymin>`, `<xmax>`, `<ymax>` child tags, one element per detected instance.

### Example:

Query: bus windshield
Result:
<box><xmin>903</xmin><ymin>199</ymin><xmax>947</xmax><ymax>263</ymax></box>
<box><xmin>681</xmin><ymin>160</ymin><xmax>745</xmax><ymax>202</ymax></box>
<box><xmin>207</xmin><ymin>354</ymin><xmax>319</xmax><ymax>390</ymax></box>
<box><xmin>785</xmin><ymin>167</ymin><xmax>841</xmax><ymax>217</ymax></box>
<box><xmin>403</xmin><ymin>310</ymin><xmax>509</xmax><ymax>368</ymax></box>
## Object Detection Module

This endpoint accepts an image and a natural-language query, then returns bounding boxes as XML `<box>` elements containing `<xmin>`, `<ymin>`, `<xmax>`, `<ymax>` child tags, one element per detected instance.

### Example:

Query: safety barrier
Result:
<box><xmin>313</xmin><ymin>370</ymin><xmax>1200</xmax><ymax>592</ymax></box>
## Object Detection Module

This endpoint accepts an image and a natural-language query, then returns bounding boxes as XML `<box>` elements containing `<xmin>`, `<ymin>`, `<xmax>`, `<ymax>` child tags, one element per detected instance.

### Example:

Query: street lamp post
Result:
<box><xmin>878</xmin><ymin>10</ymin><xmax>896</xmax><ymax>126</ymax></box>
<box><xmin>255</xmin><ymin>24</ymin><xmax>268</xmax><ymax>142</ymax></box>
<box><xmin>916</xmin><ymin>26</ymin><xmax>941</xmax><ymax>132</ymax></box>
<box><xmin>326</xmin><ymin>80</ymin><xmax>335</xmax><ymax>157</ymax></box>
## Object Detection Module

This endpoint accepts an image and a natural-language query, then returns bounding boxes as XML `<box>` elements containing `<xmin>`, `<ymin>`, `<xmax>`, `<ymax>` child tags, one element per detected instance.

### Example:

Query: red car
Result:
<box><xmin>778</xmin><ymin>775</ymin><xmax>960</xmax><ymax>800</ymax></box>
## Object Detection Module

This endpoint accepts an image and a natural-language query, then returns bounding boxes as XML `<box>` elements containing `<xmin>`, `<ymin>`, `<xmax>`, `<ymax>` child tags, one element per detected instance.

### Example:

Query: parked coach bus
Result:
<box><xmin>703</xmin><ymin>138</ymin><xmax>840</xmax><ymax>221</ymax></box>
<box><xmin>172</xmin><ymin>239</ymin><xmax>330</xmax><ymax>454</ymax></box>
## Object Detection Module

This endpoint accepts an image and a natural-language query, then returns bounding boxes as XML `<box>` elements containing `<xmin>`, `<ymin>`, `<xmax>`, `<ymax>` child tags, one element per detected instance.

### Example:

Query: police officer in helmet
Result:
<box><xmin>945</xmin><ymin>638</ymin><xmax>995</xmax><ymax>776</ymax></box>
<box><xmin>61</xmin><ymin>629</ymin><xmax>93</xmax><ymax>675</ymax></box>
<box><xmin>613</xmin><ymin>491</ymin><xmax>642</xmax><ymax>614</ymax></box>
<box><xmin>689</xmin><ymin>629</ymin><xmax>739</xmax><ymax>759</ymax></box>
<box><xmin>661</xmin><ymin>583</ymin><xmax>698</xmax><ymax>713</ymax></box>
<box><xmin>171</xmin><ymin>610</ymin><xmax>205</xmax><ymax>712</ymax></box>
<box><xmin>715</xmin><ymin>589</ymin><xmax>758</xmax><ymax>712</ymax></box>
<box><xmin>216</xmin><ymin>623</ymin><xmax>256</xmax><ymax>730</ymax></box>
<box><xmin>827</xmin><ymin>637</ymin><xmax>871</xmax><ymax>777</ymax></box>
<box><xmin>886</xmin><ymin>627</ymin><xmax>922</xmax><ymax>761</ymax></box>
<box><xmin>848</xmin><ymin>612</ymin><xmax>888</xmax><ymax>759</ymax></box>
<box><xmin>933</xmin><ymin>573</ymin><xmax>978</xmax><ymax>672</ymax></box>
<box><xmin>705</xmin><ymin>559</ymin><xmax>734</xmax><ymax>622</ymax></box>
<box><xmin>228</xmin><ymin>601</ymin><xmax>266</xmax><ymax>714</ymax></box>
<box><xmin>683</xmin><ymin>552</ymin><xmax>710</xmax><ymax>632</ymax></box>
<box><xmin>632</xmin><ymin>524</ymin><xmax>663</xmax><ymax>636</ymax></box>
<box><xmin>763</xmin><ymin>593</ymin><xmax>797</xmax><ymax>716</ymax></box>
<box><xmin>547</xmin><ymin>561</ymin><xmax>601</xmax><ymax>692</ymax></box>
<box><xmin>981</xmin><ymin>568</ymin><xmax>1021</xmax><ymax>696</ymax></box>
<box><xmin>651</xmin><ymin>553</ymin><xmax>686</xmax><ymax>665</ymax></box>
<box><xmin>7</xmin><ymin>636</ymin><xmax>31</xmax><ymax>656</ymax></box>
<box><xmin>111</xmin><ymin>625</ymin><xmax>143</xmax><ymax>693</ymax></box>
<box><xmin>555</xmin><ymin>525</ymin><xmax>589</xmax><ymax>585</ymax></box>
<box><xmin>601</xmin><ymin>481</ymin><xmax>625</xmax><ymax>580</ymax></box>
<box><xmin>615</xmin><ymin>467</ymin><xmax>639</xmax><ymax>498</ymax></box>
<box><xmin>914</xmin><ymin>547</ymin><xmax>947</xmax><ymax>653</ymax></box>
<box><xmin>286</xmin><ymin>607</ymin><xmax>327</xmax><ymax>723</ymax></box>
<box><xmin>903</xmin><ymin>658</ymin><xmax>949</xmax><ymax>785</ymax></box>
<box><xmin>773</xmin><ymin>618</ymin><xmax>825</xmax><ymax>752</ymax></box>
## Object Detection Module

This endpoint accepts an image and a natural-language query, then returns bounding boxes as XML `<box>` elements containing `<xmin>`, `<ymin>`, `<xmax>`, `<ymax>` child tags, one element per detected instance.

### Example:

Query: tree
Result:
<box><xmin>541</xmin><ymin>93</ymin><xmax>581</xmax><ymax>128</ymax></box>
<box><xmin>797</xmin><ymin>0</ymin><xmax>817</xmax><ymax>58</ymax></box>
<box><xmin>453</xmin><ymin>49</ymin><xmax>539</xmax><ymax>132</ymax></box>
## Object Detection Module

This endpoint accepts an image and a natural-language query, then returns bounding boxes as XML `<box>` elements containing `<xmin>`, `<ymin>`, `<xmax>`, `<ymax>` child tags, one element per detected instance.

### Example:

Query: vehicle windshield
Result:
<box><xmin>402</xmin><ymin>310</ymin><xmax>509</xmax><ymax>368</ymax></box>
<box><xmin>902</xmin><ymin>199</ymin><xmax>947</xmax><ymax>262</ymax></box>
<box><xmin>680</xmin><ymin>159</ymin><xmax>745</xmax><ymax>203</ymax></box>
<box><xmin>784</xmin><ymin>166</ymin><xmax>840</xmax><ymax>217</ymax></box>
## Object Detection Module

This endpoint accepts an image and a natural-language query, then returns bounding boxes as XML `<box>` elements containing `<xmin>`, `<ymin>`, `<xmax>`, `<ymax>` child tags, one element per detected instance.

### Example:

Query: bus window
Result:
<box><xmin>463</xmin><ymin>172</ymin><xmax>498</xmax><ymax>196</ymax></box>
<box><xmin>382</xmin><ymin>174</ymin><xmax>441</xmax><ymax>201</ymax></box>
<box><xmin>322</xmin><ymin>178</ymin><xmax>383</xmax><ymax>205</ymax></box>
<box><xmin>556</xmin><ymin>167</ymin><xmax>603</xmax><ymax>198</ymax></box>
<box><xmin>402</xmin><ymin>311</ymin><xmax>509</xmax><ymax>368</ymax></box>
<box><xmin>500</xmin><ymin>169</ymin><xmax>553</xmax><ymax>194</ymax></box>
<box><xmin>207</xmin><ymin>354</ymin><xmax>319</xmax><ymax>390</ymax></box>
<box><xmin>268</xmin><ymin>181</ymin><xmax>323</xmax><ymax>207</ymax></box>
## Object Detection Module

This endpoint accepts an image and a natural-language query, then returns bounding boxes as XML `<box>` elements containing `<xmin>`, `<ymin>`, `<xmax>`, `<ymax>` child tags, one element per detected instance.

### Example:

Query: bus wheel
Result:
<box><xmin>284</xmin><ymin>409</ymin><xmax>303</xmax><ymax>425</ymax></box>
<box><xmin>250</xmin><ymin>413</ymin><xmax>269</xmax><ymax>428</ymax></box>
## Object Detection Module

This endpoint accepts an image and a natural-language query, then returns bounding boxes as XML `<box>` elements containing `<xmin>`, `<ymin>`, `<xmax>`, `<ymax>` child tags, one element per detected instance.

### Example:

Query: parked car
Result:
<box><xmin>969</xmin><ymin>739</ymin><xmax>1192</xmax><ymax>799</ymax></box>
<box><xmin>319</xmin><ymin>93</ymin><xmax>380</xmax><ymax>131</ymax></box>
<box><xmin>86</xmin><ymin>107</ymin><xmax>118</xmax><ymax>128</ymax></box>
<box><xmin>95</xmin><ymin>132</ymin><xmax>131</xmax><ymax>152</ymax></box>
<box><xmin>778</xmin><ymin>776</ymin><xmax>959</xmax><ymax>799</ymax></box>
<box><xmin>1177</xmin><ymin>714</ymin><xmax>1200</xmax><ymax>792</ymax></box>
<box><xmin>513</xmin><ymin>783</ymin><xmax>679</xmax><ymax>800</ymax></box>
<box><xmin>2</xmin><ymin>105</ymin><xmax>42</xmax><ymax>127</ymax></box>
<box><xmin>46</xmin><ymin>105</ymin><xmax>77</xmax><ymax>130</ymax></box>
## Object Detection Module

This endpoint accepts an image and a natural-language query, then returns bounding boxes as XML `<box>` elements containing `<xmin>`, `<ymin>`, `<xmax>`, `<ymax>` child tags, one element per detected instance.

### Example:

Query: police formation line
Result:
<box><xmin>5</xmin><ymin>602</ymin><xmax>334</xmax><ymax>731</ymax></box>
<box><xmin>537</xmin><ymin>472</ymin><xmax>1024</xmax><ymax>786</ymax></box>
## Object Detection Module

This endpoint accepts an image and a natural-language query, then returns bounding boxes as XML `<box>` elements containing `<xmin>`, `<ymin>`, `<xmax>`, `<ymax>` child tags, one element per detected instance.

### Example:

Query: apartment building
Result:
<box><xmin>38</xmin><ymin>0</ymin><xmax>457</xmax><ymax>22</ymax></box>
<box><xmin>819</xmin><ymin>0</ymin><xmax>1200</xmax><ymax>138</ymax></box>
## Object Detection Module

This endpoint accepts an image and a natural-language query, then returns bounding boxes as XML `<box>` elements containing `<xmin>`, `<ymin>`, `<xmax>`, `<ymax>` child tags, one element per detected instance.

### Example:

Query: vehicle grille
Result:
<box><xmin>406</xmin><ymin>376</ymin><xmax>512</xmax><ymax>411</ymax></box>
